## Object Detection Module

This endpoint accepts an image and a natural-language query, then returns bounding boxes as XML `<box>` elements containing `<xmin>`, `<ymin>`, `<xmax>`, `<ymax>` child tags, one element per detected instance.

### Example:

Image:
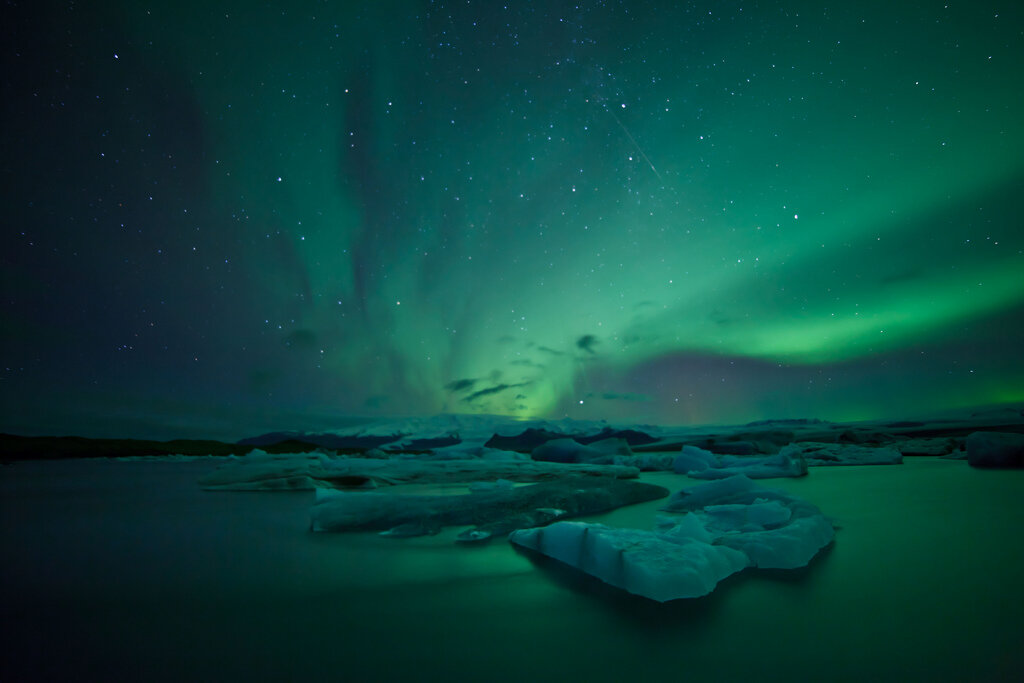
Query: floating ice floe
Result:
<box><xmin>309</xmin><ymin>475</ymin><xmax>669</xmax><ymax>541</ymax></box>
<box><xmin>530</xmin><ymin>438</ymin><xmax>686</xmax><ymax>472</ymax></box>
<box><xmin>510</xmin><ymin>520</ymin><xmax>749</xmax><ymax>602</ymax></box>
<box><xmin>531</xmin><ymin>437</ymin><xmax>633</xmax><ymax>463</ymax></box>
<box><xmin>670</xmin><ymin>445</ymin><xmax>808</xmax><ymax>478</ymax></box>
<box><xmin>529</xmin><ymin>440</ymin><xmax>807</xmax><ymax>477</ymax></box>
<box><xmin>611</xmin><ymin>453</ymin><xmax>678</xmax><ymax>471</ymax></box>
<box><xmin>896</xmin><ymin>437</ymin><xmax>958</xmax><ymax>456</ymax></box>
<box><xmin>779</xmin><ymin>442</ymin><xmax>903</xmax><ymax>466</ymax></box>
<box><xmin>509</xmin><ymin>474</ymin><xmax>834</xmax><ymax>602</ymax></box>
<box><xmin>659</xmin><ymin>474</ymin><xmax>835</xmax><ymax>569</ymax></box>
<box><xmin>423</xmin><ymin>444</ymin><xmax>531</xmax><ymax>461</ymax></box>
<box><xmin>198</xmin><ymin>449</ymin><xmax>642</xmax><ymax>491</ymax></box>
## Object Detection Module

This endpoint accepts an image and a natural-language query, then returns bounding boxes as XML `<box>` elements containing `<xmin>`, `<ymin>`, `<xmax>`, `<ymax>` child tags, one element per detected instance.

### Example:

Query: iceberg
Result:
<box><xmin>425</xmin><ymin>444</ymin><xmax>530</xmax><ymax>461</ymax></box>
<box><xmin>531</xmin><ymin>437</ymin><xmax>633</xmax><ymax>464</ymax></box>
<box><xmin>660</xmin><ymin>475</ymin><xmax>835</xmax><ymax>569</ymax></box>
<box><xmin>670</xmin><ymin>445</ymin><xmax>808</xmax><ymax>479</ymax></box>
<box><xmin>309</xmin><ymin>475</ymin><xmax>669</xmax><ymax>541</ymax></box>
<box><xmin>610</xmin><ymin>453</ymin><xmax>678</xmax><ymax>471</ymax></box>
<box><xmin>509</xmin><ymin>522</ymin><xmax>749</xmax><ymax>601</ymax></box>
<box><xmin>897</xmin><ymin>437</ymin><xmax>958</xmax><ymax>456</ymax></box>
<box><xmin>524</xmin><ymin>442</ymin><xmax>808</xmax><ymax>477</ymax></box>
<box><xmin>672</xmin><ymin>445</ymin><xmax>719</xmax><ymax>473</ymax></box>
<box><xmin>199</xmin><ymin>450</ymin><xmax>641</xmax><ymax>491</ymax></box>
<box><xmin>510</xmin><ymin>475</ymin><xmax>834</xmax><ymax>601</ymax></box>
<box><xmin>779</xmin><ymin>442</ymin><xmax>903</xmax><ymax>466</ymax></box>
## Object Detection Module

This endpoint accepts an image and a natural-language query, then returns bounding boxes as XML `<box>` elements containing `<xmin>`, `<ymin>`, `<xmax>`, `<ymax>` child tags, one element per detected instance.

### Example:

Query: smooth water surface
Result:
<box><xmin>2</xmin><ymin>458</ymin><xmax>1022</xmax><ymax>681</ymax></box>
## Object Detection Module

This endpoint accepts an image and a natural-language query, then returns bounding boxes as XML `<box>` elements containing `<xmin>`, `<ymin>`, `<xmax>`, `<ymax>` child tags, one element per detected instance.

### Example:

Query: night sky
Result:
<box><xmin>3</xmin><ymin>1</ymin><xmax>1023</xmax><ymax>440</ymax></box>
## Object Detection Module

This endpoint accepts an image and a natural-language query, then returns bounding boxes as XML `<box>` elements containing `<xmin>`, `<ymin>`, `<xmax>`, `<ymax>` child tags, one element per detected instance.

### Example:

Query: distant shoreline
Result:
<box><xmin>4</xmin><ymin>406</ymin><xmax>1023</xmax><ymax>462</ymax></box>
<box><xmin>0</xmin><ymin>434</ymin><xmax>324</xmax><ymax>461</ymax></box>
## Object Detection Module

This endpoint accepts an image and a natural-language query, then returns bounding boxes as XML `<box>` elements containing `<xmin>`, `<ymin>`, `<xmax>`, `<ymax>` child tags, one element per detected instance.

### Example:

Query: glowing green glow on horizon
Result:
<box><xmin>120</xmin><ymin>0</ymin><xmax>1024</xmax><ymax>423</ymax></box>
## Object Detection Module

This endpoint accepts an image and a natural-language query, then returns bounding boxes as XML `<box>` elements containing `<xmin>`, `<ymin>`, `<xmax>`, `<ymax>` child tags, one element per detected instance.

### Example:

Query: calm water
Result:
<box><xmin>2</xmin><ymin>458</ymin><xmax>1022</xmax><ymax>682</ymax></box>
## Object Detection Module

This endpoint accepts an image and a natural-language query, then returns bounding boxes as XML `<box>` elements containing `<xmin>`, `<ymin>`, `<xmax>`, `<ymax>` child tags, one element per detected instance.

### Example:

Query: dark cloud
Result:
<box><xmin>537</xmin><ymin>346</ymin><xmax>564</xmax><ymax>356</ymax></box>
<box><xmin>444</xmin><ymin>378</ymin><xmax>476</xmax><ymax>393</ymax></box>
<box><xmin>576</xmin><ymin>334</ymin><xmax>599</xmax><ymax>354</ymax></box>
<box><xmin>464</xmin><ymin>382</ymin><xmax>528</xmax><ymax>403</ymax></box>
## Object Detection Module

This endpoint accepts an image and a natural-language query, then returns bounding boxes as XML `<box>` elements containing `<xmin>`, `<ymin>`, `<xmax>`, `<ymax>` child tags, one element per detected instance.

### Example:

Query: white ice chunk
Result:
<box><xmin>611</xmin><ymin>453</ymin><xmax>677</xmax><ymax>471</ymax></box>
<box><xmin>512</xmin><ymin>475</ymin><xmax>834</xmax><ymax>601</ymax></box>
<box><xmin>310</xmin><ymin>476</ymin><xmax>668</xmax><ymax>538</ymax></box>
<box><xmin>510</xmin><ymin>522</ymin><xmax>748</xmax><ymax>601</ymax></box>
<box><xmin>718</xmin><ymin>513</ymin><xmax>837</xmax><ymax>569</ymax></box>
<box><xmin>685</xmin><ymin>451</ymin><xmax>808</xmax><ymax>479</ymax></box>
<box><xmin>781</xmin><ymin>442</ymin><xmax>902</xmax><ymax>466</ymax></box>
<box><xmin>664</xmin><ymin>476</ymin><xmax>835</xmax><ymax>570</ymax></box>
<box><xmin>426</xmin><ymin>444</ymin><xmax>529</xmax><ymax>461</ymax></box>
<box><xmin>662</xmin><ymin>473</ymin><xmax>765</xmax><ymax>510</ymax></box>
<box><xmin>200</xmin><ymin>454</ymin><xmax>641</xmax><ymax>491</ymax></box>
<box><xmin>672</xmin><ymin>445</ymin><xmax>717</xmax><ymax>473</ymax></box>
<box><xmin>701</xmin><ymin>500</ymin><xmax>792</xmax><ymax>532</ymax></box>
<box><xmin>654</xmin><ymin>511</ymin><xmax>714</xmax><ymax>544</ymax></box>
<box><xmin>671</xmin><ymin>445</ymin><xmax>807</xmax><ymax>479</ymax></box>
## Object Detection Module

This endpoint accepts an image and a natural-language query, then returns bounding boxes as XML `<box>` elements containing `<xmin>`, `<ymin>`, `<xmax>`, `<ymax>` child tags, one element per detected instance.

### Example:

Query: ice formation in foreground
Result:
<box><xmin>509</xmin><ymin>475</ymin><xmax>834</xmax><ymax>601</ymax></box>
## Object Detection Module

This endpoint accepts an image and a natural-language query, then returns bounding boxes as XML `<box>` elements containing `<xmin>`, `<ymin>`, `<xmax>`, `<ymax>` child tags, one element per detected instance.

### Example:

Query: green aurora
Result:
<box><xmin>3</xmin><ymin>0</ymin><xmax>1023</xmax><ymax>437</ymax></box>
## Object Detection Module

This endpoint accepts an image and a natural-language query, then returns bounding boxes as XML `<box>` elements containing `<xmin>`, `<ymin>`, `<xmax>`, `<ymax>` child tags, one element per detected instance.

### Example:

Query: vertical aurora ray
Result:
<box><xmin>4</xmin><ymin>0</ymin><xmax>1022</xmax><ymax>436</ymax></box>
<box><xmin>129</xmin><ymin>1</ymin><xmax>1024</xmax><ymax>420</ymax></box>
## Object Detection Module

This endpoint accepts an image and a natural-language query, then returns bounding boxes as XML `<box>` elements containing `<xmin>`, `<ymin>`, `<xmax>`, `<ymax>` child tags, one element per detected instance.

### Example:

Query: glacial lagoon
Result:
<box><xmin>2</xmin><ymin>457</ymin><xmax>1022</xmax><ymax>682</ymax></box>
